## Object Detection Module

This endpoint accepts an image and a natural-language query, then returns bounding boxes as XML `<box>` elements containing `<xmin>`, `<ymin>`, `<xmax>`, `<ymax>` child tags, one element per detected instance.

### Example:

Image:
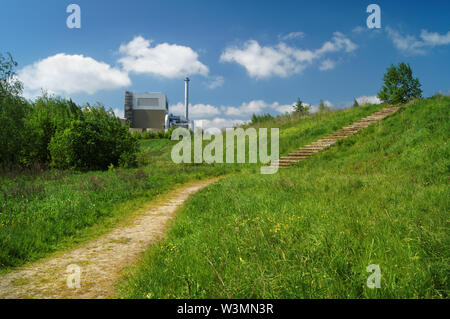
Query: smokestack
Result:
<box><xmin>184</xmin><ymin>77</ymin><xmax>190</xmax><ymax>121</ymax></box>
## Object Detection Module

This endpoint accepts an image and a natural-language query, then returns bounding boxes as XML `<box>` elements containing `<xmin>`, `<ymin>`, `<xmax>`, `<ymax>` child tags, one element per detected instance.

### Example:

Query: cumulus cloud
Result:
<box><xmin>386</xmin><ymin>27</ymin><xmax>450</xmax><ymax>55</ymax></box>
<box><xmin>170</xmin><ymin>102</ymin><xmax>220</xmax><ymax>118</ymax></box>
<box><xmin>170</xmin><ymin>100</ymin><xmax>294</xmax><ymax>119</ymax></box>
<box><xmin>220</xmin><ymin>32</ymin><xmax>357</xmax><ymax>78</ymax></box>
<box><xmin>319</xmin><ymin>59</ymin><xmax>336</xmax><ymax>71</ymax></box>
<box><xmin>18</xmin><ymin>53</ymin><xmax>131</xmax><ymax>98</ymax></box>
<box><xmin>118</xmin><ymin>36</ymin><xmax>209</xmax><ymax>78</ymax></box>
<box><xmin>222</xmin><ymin>100</ymin><xmax>295</xmax><ymax>117</ymax></box>
<box><xmin>356</xmin><ymin>95</ymin><xmax>381</xmax><ymax>105</ymax></box>
<box><xmin>196</xmin><ymin>117</ymin><xmax>248</xmax><ymax>130</ymax></box>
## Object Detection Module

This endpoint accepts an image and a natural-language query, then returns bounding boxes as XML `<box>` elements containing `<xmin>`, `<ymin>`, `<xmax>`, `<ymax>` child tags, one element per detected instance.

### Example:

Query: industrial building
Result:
<box><xmin>124</xmin><ymin>77</ymin><xmax>193</xmax><ymax>132</ymax></box>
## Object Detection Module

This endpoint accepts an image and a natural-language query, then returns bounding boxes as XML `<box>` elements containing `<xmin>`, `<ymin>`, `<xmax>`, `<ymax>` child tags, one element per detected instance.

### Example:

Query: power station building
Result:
<box><xmin>124</xmin><ymin>78</ymin><xmax>193</xmax><ymax>131</ymax></box>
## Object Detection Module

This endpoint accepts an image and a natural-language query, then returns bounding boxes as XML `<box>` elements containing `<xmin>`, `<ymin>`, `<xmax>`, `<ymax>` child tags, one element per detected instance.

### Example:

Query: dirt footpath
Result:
<box><xmin>0</xmin><ymin>177</ymin><xmax>221</xmax><ymax>299</ymax></box>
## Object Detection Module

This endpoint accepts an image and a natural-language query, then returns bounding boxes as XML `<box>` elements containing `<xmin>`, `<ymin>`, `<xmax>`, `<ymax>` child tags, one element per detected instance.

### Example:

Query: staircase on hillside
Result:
<box><xmin>271</xmin><ymin>105</ymin><xmax>402</xmax><ymax>168</ymax></box>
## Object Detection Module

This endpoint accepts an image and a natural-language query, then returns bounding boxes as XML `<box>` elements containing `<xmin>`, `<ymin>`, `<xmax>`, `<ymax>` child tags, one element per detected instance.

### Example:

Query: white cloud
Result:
<box><xmin>118</xmin><ymin>36</ymin><xmax>209</xmax><ymax>78</ymax></box>
<box><xmin>18</xmin><ymin>53</ymin><xmax>131</xmax><ymax>98</ymax></box>
<box><xmin>386</xmin><ymin>27</ymin><xmax>450</xmax><ymax>55</ymax></box>
<box><xmin>352</xmin><ymin>26</ymin><xmax>366</xmax><ymax>34</ymax></box>
<box><xmin>319</xmin><ymin>59</ymin><xmax>336</xmax><ymax>71</ymax></box>
<box><xmin>224</xmin><ymin>100</ymin><xmax>268</xmax><ymax>116</ymax></box>
<box><xmin>222</xmin><ymin>100</ymin><xmax>295</xmax><ymax>117</ymax></box>
<box><xmin>197</xmin><ymin>117</ymin><xmax>248</xmax><ymax>130</ymax></box>
<box><xmin>356</xmin><ymin>95</ymin><xmax>381</xmax><ymax>105</ymax></box>
<box><xmin>315</xmin><ymin>32</ymin><xmax>358</xmax><ymax>55</ymax></box>
<box><xmin>420</xmin><ymin>30</ymin><xmax>450</xmax><ymax>46</ymax></box>
<box><xmin>220</xmin><ymin>32</ymin><xmax>357</xmax><ymax>79</ymax></box>
<box><xmin>204</xmin><ymin>75</ymin><xmax>224</xmax><ymax>89</ymax></box>
<box><xmin>279</xmin><ymin>31</ymin><xmax>305</xmax><ymax>41</ymax></box>
<box><xmin>270</xmin><ymin>101</ymin><xmax>295</xmax><ymax>114</ymax></box>
<box><xmin>170</xmin><ymin>102</ymin><xmax>220</xmax><ymax>118</ymax></box>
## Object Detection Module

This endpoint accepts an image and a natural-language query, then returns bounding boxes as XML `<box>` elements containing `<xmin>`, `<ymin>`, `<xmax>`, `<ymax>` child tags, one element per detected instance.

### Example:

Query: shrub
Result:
<box><xmin>22</xmin><ymin>95</ymin><xmax>82</xmax><ymax>165</ymax></box>
<box><xmin>377</xmin><ymin>62</ymin><xmax>422</xmax><ymax>104</ymax></box>
<box><xmin>49</xmin><ymin>105</ymin><xmax>138</xmax><ymax>170</ymax></box>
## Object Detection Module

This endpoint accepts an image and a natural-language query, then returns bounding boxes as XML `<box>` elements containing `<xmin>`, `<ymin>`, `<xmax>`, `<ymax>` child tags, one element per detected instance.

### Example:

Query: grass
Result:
<box><xmin>117</xmin><ymin>96</ymin><xmax>449</xmax><ymax>298</ymax></box>
<box><xmin>0</xmin><ymin>139</ymin><xmax>244</xmax><ymax>270</ymax></box>
<box><xmin>0</xmin><ymin>103</ymin><xmax>382</xmax><ymax>270</ymax></box>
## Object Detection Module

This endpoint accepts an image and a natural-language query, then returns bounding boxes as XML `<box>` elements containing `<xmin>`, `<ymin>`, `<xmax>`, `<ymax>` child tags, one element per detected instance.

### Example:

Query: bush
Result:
<box><xmin>377</xmin><ymin>62</ymin><xmax>422</xmax><ymax>104</ymax></box>
<box><xmin>49</xmin><ymin>105</ymin><xmax>138</xmax><ymax>170</ymax></box>
<box><xmin>22</xmin><ymin>95</ymin><xmax>82</xmax><ymax>165</ymax></box>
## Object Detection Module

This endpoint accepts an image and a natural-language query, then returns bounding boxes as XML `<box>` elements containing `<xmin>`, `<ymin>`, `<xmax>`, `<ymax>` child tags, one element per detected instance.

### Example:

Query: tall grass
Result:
<box><xmin>118</xmin><ymin>96</ymin><xmax>449</xmax><ymax>298</ymax></box>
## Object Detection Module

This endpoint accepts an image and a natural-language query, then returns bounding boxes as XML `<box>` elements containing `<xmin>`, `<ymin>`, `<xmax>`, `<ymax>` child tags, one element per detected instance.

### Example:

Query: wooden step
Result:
<box><xmin>265</xmin><ymin>105</ymin><xmax>403</xmax><ymax>169</ymax></box>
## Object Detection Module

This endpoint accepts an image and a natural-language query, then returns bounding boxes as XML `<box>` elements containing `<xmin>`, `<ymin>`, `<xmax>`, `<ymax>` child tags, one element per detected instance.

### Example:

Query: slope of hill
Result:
<box><xmin>0</xmin><ymin>102</ymin><xmax>383</xmax><ymax>270</ymax></box>
<box><xmin>118</xmin><ymin>96</ymin><xmax>449</xmax><ymax>298</ymax></box>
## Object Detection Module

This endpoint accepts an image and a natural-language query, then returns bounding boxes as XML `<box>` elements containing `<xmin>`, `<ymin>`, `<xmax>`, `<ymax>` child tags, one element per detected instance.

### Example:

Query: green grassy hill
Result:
<box><xmin>0</xmin><ymin>101</ymin><xmax>382</xmax><ymax>270</ymax></box>
<box><xmin>118</xmin><ymin>96</ymin><xmax>449</xmax><ymax>298</ymax></box>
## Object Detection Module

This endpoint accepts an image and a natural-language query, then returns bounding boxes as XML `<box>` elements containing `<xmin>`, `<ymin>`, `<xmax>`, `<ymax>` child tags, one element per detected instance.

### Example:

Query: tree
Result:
<box><xmin>353</xmin><ymin>98</ymin><xmax>359</xmax><ymax>107</ymax></box>
<box><xmin>49</xmin><ymin>105</ymin><xmax>138</xmax><ymax>170</ymax></box>
<box><xmin>293</xmin><ymin>98</ymin><xmax>310</xmax><ymax>115</ymax></box>
<box><xmin>377</xmin><ymin>62</ymin><xmax>422</xmax><ymax>104</ymax></box>
<box><xmin>0</xmin><ymin>52</ymin><xmax>22</xmax><ymax>99</ymax></box>
<box><xmin>0</xmin><ymin>52</ymin><xmax>29</xmax><ymax>167</ymax></box>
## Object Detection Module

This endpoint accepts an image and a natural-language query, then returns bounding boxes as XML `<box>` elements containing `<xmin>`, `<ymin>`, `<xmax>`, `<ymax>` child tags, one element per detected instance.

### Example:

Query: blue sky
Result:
<box><xmin>1</xmin><ymin>0</ymin><xmax>449</xmax><ymax>128</ymax></box>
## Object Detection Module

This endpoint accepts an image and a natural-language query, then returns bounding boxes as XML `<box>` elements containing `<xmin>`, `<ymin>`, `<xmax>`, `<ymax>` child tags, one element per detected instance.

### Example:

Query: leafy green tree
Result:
<box><xmin>377</xmin><ymin>62</ymin><xmax>422</xmax><ymax>104</ymax></box>
<box><xmin>23</xmin><ymin>95</ymin><xmax>82</xmax><ymax>165</ymax></box>
<box><xmin>0</xmin><ymin>52</ymin><xmax>29</xmax><ymax>166</ymax></box>
<box><xmin>293</xmin><ymin>98</ymin><xmax>310</xmax><ymax>115</ymax></box>
<box><xmin>0</xmin><ymin>52</ymin><xmax>22</xmax><ymax>98</ymax></box>
<box><xmin>352</xmin><ymin>98</ymin><xmax>359</xmax><ymax>107</ymax></box>
<box><xmin>49</xmin><ymin>104</ymin><xmax>138</xmax><ymax>170</ymax></box>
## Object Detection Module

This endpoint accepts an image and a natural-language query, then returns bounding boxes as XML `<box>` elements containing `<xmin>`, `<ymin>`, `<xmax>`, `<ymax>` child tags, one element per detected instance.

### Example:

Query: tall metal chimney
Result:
<box><xmin>184</xmin><ymin>77</ymin><xmax>190</xmax><ymax>121</ymax></box>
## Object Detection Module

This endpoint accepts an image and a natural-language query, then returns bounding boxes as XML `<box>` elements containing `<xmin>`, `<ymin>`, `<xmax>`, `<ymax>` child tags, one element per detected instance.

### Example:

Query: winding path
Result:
<box><xmin>0</xmin><ymin>177</ymin><xmax>221</xmax><ymax>299</ymax></box>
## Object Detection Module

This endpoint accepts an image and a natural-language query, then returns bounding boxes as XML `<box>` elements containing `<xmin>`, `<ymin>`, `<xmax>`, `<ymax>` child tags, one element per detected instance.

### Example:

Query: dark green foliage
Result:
<box><xmin>293</xmin><ymin>97</ymin><xmax>310</xmax><ymax>115</ymax></box>
<box><xmin>23</xmin><ymin>95</ymin><xmax>82</xmax><ymax>165</ymax></box>
<box><xmin>353</xmin><ymin>98</ymin><xmax>359</xmax><ymax>107</ymax></box>
<box><xmin>250</xmin><ymin>113</ymin><xmax>274</xmax><ymax>124</ymax></box>
<box><xmin>0</xmin><ymin>52</ymin><xmax>29</xmax><ymax>167</ymax></box>
<box><xmin>377</xmin><ymin>62</ymin><xmax>422</xmax><ymax>104</ymax></box>
<box><xmin>49</xmin><ymin>105</ymin><xmax>138</xmax><ymax>170</ymax></box>
<box><xmin>0</xmin><ymin>52</ymin><xmax>138</xmax><ymax>171</ymax></box>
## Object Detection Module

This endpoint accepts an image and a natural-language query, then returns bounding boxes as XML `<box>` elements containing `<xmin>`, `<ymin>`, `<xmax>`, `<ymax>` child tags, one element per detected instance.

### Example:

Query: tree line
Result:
<box><xmin>0</xmin><ymin>52</ymin><xmax>137</xmax><ymax>171</ymax></box>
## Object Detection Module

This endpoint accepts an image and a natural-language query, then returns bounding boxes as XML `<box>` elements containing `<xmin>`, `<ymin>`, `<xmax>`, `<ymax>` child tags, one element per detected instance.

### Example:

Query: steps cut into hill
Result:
<box><xmin>271</xmin><ymin>105</ymin><xmax>401</xmax><ymax>168</ymax></box>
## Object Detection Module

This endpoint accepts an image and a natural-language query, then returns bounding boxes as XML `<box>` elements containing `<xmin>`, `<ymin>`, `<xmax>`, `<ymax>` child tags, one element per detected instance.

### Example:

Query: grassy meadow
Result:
<box><xmin>117</xmin><ymin>96</ymin><xmax>449</xmax><ymax>298</ymax></box>
<box><xmin>0</xmin><ymin>102</ymin><xmax>386</xmax><ymax>270</ymax></box>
